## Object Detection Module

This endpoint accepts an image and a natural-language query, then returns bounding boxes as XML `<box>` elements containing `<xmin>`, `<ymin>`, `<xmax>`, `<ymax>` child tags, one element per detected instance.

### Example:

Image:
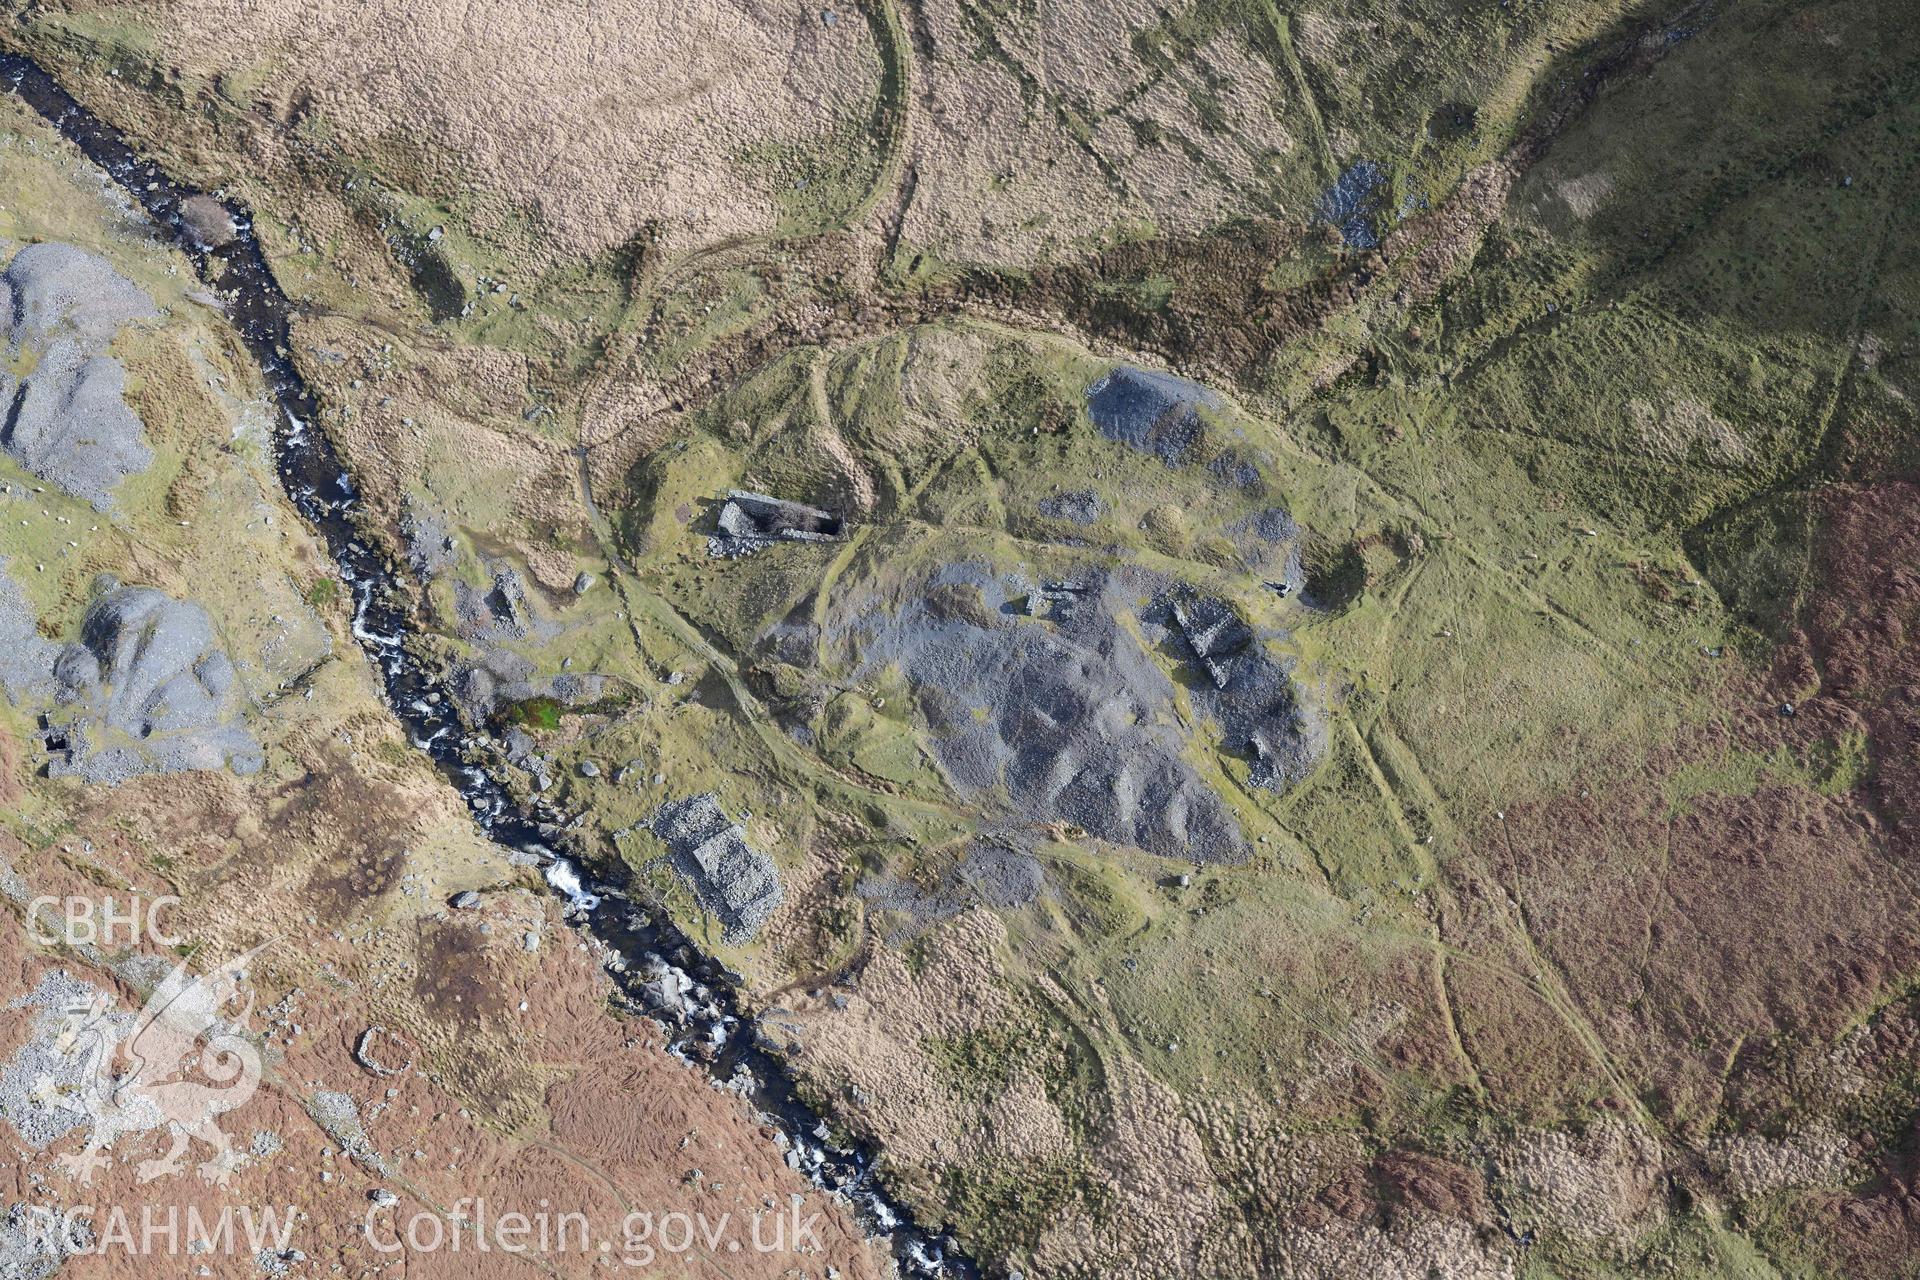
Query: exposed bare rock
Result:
<box><xmin>649</xmin><ymin>793</ymin><xmax>784</xmax><ymax>942</ymax></box>
<box><xmin>44</xmin><ymin>578</ymin><xmax>263</xmax><ymax>783</ymax></box>
<box><xmin>0</xmin><ymin>242</ymin><xmax>158</xmax><ymax>511</ymax></box>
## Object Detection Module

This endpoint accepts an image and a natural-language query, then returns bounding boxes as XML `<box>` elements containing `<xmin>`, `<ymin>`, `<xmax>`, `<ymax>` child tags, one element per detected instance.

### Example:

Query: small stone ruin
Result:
<box><xmin>709</xmin><ymin>490</ymin><xmax>843</xmax><ymax>558</ymax></box>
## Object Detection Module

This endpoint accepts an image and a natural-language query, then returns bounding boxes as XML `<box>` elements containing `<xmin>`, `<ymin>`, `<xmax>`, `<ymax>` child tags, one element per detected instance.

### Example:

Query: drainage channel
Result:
<box><xmin>0</xmin><ymin>49</ymin><xmax>975</xmax><ymax>1280</ymax></box>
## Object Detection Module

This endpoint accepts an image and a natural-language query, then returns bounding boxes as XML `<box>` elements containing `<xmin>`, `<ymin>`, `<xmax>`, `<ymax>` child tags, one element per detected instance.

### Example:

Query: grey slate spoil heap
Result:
<box><xmin>649</xmin><ymin>794</ymin><xmax>784</xmax><ymax>942</ymax></box>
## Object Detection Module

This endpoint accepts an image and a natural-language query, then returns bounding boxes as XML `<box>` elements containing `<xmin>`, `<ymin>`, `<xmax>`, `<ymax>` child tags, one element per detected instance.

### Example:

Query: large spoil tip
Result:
<box><xmin>850</xmin><ymin>564</ymin><xmax>1254</xmax><ymax>864</ymax></box>
<box><xmin>0</xmin><ymin>50</ymin><xmax>974</xmax><ymax>1280</ymax></box>
<box><xmin>0</xmin><ymin>242</ymin><xmax>159</xmax><ymax>512</ymax></box>
<box><xmin>49</xmin><ymin>579</ymin><xmax>264</xmax><ymax>782</ymax></box>
<box><xmin>1085</xmin><ymin>365</ymin><xmax>1220</xmax><ymax>468</ymax></box>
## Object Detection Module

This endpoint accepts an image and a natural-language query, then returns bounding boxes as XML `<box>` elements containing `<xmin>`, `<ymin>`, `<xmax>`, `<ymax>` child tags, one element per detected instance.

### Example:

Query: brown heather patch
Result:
<box><xmin>1457</xmin><ymin>481</ymin><xmax>1920</xmax><ymax>1131</ymax></box>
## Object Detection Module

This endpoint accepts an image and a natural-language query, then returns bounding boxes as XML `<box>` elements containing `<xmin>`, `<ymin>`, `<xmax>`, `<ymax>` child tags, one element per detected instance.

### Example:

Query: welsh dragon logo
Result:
<box><xmin>47</xmin><ymin>940</ymin><xmax>273</xmax><ymax>1186</ymax></box>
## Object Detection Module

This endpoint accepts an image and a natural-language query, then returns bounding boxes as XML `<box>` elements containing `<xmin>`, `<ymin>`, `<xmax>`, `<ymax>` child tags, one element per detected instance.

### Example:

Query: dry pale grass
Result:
<box><xmin>1710</xmin><ymin>1122</ymin><xmax>1853</xmax><ymax>1202</ymax></box>
<box><xmin>902</xmin><ymin>0</ymin><xmax>1309</xmax><ymax>268</ymax></box>
<box><xmin>1495</xmin><ymin>1119</ymin><xmax>1666</xmax><ymax>1252</ymax></box>
<box><xmin>784</xmin><ymin>908</ymin><xmax>1023</xmax><ymax>1168</ymax></box>
<box><xmin>783</xmin><ymin>907</ymin><xmax>1253</xmax><ymax>1277</ymax></box>
<box><xmin>1553</xmin><ymin>171</ymin><xmax>1617</xmax><ymax>220</ymax></box>
<box><xmin>289</xmin><ymin>312</ymin><xmax>592</xmax><ymax>587</ymax></box>
<box><xmin>1630</xmin><ymin>392</ymin><xmax>1752</xmax><ymax>464</ymax></box>
<box><xmin>1269</xmin><ymin>1217</ymin><xmax>1515</xmax><ymax>1280</ymax></box>
<box><xmin>1026</xmin><ymin>1053</ymin><xmax>1248</xmax><ymax>1278</ymax></box>
<box><xmin>117</xmin><ymin>0</ymin><xmax>883</xmax><ymax>258</ymax></box>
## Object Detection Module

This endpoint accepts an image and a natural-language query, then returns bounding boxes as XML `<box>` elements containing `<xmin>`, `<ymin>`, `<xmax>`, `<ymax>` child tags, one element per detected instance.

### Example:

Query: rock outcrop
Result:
<box><xmin>41</xmin><ymin>579</ymin><xmax>262</xmax><ymax>783</ymax></box>
<box><xmin>0</xmin><ymin>243</ymin><xmax>158</xmax><ymax>512</ymax></box>
<box><xmin>649</xmin><ymin>794</ymin><xmax>784</xmax><ymax>942</ymax></box>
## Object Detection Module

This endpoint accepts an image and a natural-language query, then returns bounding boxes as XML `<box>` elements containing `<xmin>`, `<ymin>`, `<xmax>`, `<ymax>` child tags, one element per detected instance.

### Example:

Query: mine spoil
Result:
<box><xmin>0</xmin><ymin>52</ymin><xmax>976</xmax><ymax>1280</ymax></box>
<box><xmin>0</xmin><ymin>240</ymin><xmax>157</xmax><ymax>511</ymax></box>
